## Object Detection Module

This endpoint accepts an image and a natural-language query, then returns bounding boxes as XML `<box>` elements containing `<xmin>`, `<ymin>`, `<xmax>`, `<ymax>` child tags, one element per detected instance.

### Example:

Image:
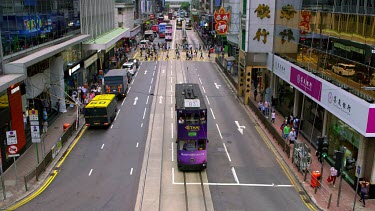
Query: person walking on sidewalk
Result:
<box><xmin>283</xmin><ymin>123</ymin><xmax>291</xmax><ymax>140</ymax></box>
<box><xmin>329</xmin><ymin>166</ymin><xmax>338</xmax><ymax>187</ymax></box>
<box><xmin>271</xmin><ymin>110</ymin><xmax>276</xmax><ymax>123</ymax></box>
<box><xmin>359</xmin><ymin>180</ymin><xmax>370</xmax><ymax>207</ymax></box>
<box><xmin>254</xmin><ymin>89</ymin><xmax>258</xmax><ymax>101</ymax></box>
<box><xmin>288</xmin><ymin>128</ymin><xmax>296</xmax><ymax>145</ymax></box>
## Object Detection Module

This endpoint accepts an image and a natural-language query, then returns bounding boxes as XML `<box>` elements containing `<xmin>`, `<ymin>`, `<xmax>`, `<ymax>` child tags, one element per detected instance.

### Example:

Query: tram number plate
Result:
<box><xmin>184</xmin><ymin>99</ymin><xmax>200</xmax><ymax>108</ymax></box>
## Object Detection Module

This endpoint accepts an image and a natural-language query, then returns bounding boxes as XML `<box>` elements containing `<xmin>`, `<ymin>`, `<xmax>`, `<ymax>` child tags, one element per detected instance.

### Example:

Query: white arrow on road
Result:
<box><xmin>235</xmin><ymin>121</ymin><xmax>246</xmax><ymax>135</ymax></box>
<box><xmin>159</xmin><ymin>96</ymin><xmax>163</xmax><ymax>104</ymax></box>
<box><xmin>133</xmin><ymin>97</ymin><xmax>138</xmax><ymax>105</ymax></box>
<box><xmin>162</xmin><ymin>69</ymin><xmax>165</xmax><ymax>74</ymax></box>
<box><xmin>144</xmin><ymin>70</ymin><xmax>148</xmax><ymax>75</ymax></box>
<box><xmin>214</xmin><ymin>83</ymin><xmax>221</xmax><ymax>89</ymax></box>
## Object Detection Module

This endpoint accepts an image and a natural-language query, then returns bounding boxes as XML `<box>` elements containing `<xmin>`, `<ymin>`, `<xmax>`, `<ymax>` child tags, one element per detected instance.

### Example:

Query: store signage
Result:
<box><xmin>84</xmin><ymin>53</ymin><xmax>98</xmax><ymax>68</ymax></box>
<box><xmin>69</xmin><ymin>64</ymin><xmax>81</xmax><ymax>76</ymax></box>
<box><xmin>273</xmin><ymin>55</ymin><xmax>375</xmax><ymax>137</ymax></box>
<box><xmin>214</xmin><ymin>7</ymin><xmax>230</xmax><ymax>35</ymax></box>
<box><xmin>290</xmin><ymin>67</ymin><xmax>322</xmax><ymax>101</ymax></box>
<box><xmin>10</xmin><ymin>86</ymin><xmax>20</xmax><ymax>94</ymax></box>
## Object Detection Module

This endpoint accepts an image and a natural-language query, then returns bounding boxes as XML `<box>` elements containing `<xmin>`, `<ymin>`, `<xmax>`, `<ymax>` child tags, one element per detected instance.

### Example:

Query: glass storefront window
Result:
<box><xmin>300</xmin><ymin>96</ymin><xmax>324</xmax><ymax>140</ymax></box>
<box><xmin>1</xmin><ymin>0</ymin><xmax>81</xmax><ymax>56</ymax></box>
<box><xmin>275</xmin><ymin>78</ymin><xmax>294</xmax><ymax>118</ymax></box>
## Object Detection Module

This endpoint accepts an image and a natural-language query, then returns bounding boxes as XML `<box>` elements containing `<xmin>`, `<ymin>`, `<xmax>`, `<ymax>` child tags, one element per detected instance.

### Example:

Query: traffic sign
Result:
<box><xmin>8</xmin><ymin>145</ymin><xmax>18</xmax><ymax>154</ymax></box>
<box><xmin>28</xmin><ymin>109</ymin><xmax>39</xmax><ymax>121</ymax></box>
<box><xmin>30</xmin><ymin>125</ymin><xmax>41</xmax><ymax>139</ymax></box>
<box><xmin>6</xmin><ymin>130</ymin><xmax>18</xmax><ymax>145</ymax></box>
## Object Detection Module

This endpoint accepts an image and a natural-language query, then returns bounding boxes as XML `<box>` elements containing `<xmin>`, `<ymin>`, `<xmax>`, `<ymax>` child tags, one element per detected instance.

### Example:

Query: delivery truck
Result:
<box><xmin>104</xmin><ymin>69</ymin><xmax>131</xmax><ymax>98</ymax></box>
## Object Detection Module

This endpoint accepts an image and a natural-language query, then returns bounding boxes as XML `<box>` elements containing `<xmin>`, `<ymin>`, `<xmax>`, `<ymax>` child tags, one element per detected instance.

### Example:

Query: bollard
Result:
<box><xmin>304</xmin><ymin>170</ymin><xmax>308</xmax><ymax>182</ymax></box>
<box><xmin>327</xmin><ymin>193</ymin><xmax>332</xmax><ymax>209</ymax></box>
<box><xmin>24</xmin><ymin>176</ymin><xmax>28</xmax><ymax>192</ymax></box>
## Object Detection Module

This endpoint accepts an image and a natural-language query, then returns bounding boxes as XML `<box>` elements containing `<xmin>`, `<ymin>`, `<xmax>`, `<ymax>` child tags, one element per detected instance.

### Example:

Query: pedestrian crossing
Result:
<box><xmin>133</xmin><ymin>51</ymin><xmax>217</xmax><ymax>62</ymax></box>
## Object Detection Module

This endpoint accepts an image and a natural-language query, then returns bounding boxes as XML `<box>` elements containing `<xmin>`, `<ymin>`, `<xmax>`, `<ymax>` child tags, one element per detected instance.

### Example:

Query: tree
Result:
<box><xmin>165</xmin><ymin>3</ymin><xmax>170</xmax><ymax>12</ymax></box>
<box><xmin>180</xmin><ymin>2</ymin><xmax>190</xmax><ymax>11</ymax></box>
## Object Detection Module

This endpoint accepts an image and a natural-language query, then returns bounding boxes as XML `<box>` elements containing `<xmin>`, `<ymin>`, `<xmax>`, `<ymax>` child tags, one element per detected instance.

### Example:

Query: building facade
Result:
<box><xmin>239</xmin><ymin>0</ymin><xmax>375</xmax><ymax>197</ymax></box>
<box><xmin>0</xmin><ymin>0</ymin><xmax>128</xmax><ymax>171</ymax></box>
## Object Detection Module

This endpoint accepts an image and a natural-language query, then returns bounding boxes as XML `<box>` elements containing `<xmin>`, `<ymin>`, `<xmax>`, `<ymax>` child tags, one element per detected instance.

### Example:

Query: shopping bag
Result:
<box><xmin>327</xmin><ymin>176</ymin><xmax>332</xmax><ymax>182</ymax></box>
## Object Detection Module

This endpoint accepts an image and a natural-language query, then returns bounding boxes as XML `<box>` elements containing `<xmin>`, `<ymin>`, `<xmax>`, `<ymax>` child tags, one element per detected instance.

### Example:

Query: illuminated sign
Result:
<box><xmin>188</xmin><ymin>132</ymin><xmax>197</xmax><ymax>137</ymax></box>
<box><xmin>69</xmin><ymin>64</ymin><xmax>81</xmax><ymax>76</ymax></box>
<box><xmin>185</xmin><ymin>125</ymin><xmax>200</xmax><ymax>131</ymax></box>
<box><xmin>214</xmin><ymin>7</ymin><xmax>230</xmax><ymax>35</ymax></box>
<box><xmin>184</xmin><ymin>99</ymin><xmax>200</xmax><ymax>108</ymax></box>
<box><xmin>10</xmin><ymin>86</ymin><xmax>20</xmax><ymax>94</ymax></box>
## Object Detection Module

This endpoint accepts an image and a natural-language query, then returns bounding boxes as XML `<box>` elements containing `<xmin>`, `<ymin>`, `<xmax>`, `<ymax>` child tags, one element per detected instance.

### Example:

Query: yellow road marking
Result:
<box><xmin>133</xmin><ymin>52</ymin><xmax>138</xmax><ymax>58</ymax></box>
<box><xmin>255</xmin><ymin>125</ymin><xmax>317</xmax><ymax>211</ymax></box>
<box><xmin>6</xmin><ymin>126</ymin><xmax>88</xmax><ymax>211</ymax></box>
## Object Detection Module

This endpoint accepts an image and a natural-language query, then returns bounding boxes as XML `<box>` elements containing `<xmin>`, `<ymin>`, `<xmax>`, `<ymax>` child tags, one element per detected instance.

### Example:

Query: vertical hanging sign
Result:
<box><xmin>214</xmin><ymin>7</ymin><xmax>230</xmax><ymax>35</ymax></box>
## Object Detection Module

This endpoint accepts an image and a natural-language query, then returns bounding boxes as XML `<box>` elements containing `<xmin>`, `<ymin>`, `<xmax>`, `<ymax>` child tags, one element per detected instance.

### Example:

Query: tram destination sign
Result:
<box><xmin>184</xmin><ymin>99</ymin><xmax>200</xmax><ymax>108</ymax></box>
<box><xmin>188</xmin><ymin>132</ymin><xmax>197</xmax><ymax>137</ymax></box>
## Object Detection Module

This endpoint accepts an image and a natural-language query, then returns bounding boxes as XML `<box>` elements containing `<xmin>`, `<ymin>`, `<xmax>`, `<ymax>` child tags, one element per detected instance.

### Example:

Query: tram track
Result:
<box><xmin>183</xmin><ymin>171</ymin><xmax>208</xmax><ymax>211</ymax></box>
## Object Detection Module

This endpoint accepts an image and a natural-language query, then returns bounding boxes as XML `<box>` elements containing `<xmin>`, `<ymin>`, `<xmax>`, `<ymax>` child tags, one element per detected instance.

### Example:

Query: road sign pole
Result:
<box><xmin>36</xmin><ymin>143</ymin><xmax>39</xmax><ymax>164</ymax></box>
<box><xmin>13</xmin><ymin>157</ymin><xmax>18</xmax><ymax>191</ymax></box>
<box><xmin>0</xmin><ymin>166</ymin><xmax>6</xmax><ymax>199</ymax></box>
<box><xmin>353</xmin><ymin>166</ymin><xmax>361</xmax><ymax>211</ymax></box>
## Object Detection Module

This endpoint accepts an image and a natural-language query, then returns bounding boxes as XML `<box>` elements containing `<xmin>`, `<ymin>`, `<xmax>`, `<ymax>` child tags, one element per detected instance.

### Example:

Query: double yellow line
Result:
<box><xmin>6</xmin><ymin>126</ymin><xmax>88</xmax><ymax>211</ymax></box>
<box><xmin>255</xmin><ymin>125</ymin><xmax>317</xmax><ymax>211</ymax></box>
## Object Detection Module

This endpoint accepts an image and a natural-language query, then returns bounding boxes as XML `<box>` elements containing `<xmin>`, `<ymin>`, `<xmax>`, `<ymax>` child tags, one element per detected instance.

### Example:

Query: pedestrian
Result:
<box><xmin>200</xmin><ymin>51</ymin><xmax>203</xmax><ymax>59</ymax></box>
<box><xmin>42</xmin><ymin>120</ymin><xmax>48</xmax><ymax>134</ymax></box>
<box><xmin>283</xmin><ymin>123</ymin><xmax>291</xmax><ymax>140</ymax></box>
<box><xmin>359</xmin><ymin>180</ymin><xmax>370</xmax><ymax>207</ymax></box>
<box><xmin>43</xmin><ymin>108</ymin><xmax>48</xmax><ymax>121</ymax></box>
<box><xmin>328</xmin><ymin>167</ymin><xmax>338</xmax><ymax>187</ymax></box>
<box><xmin>271</xmin><ymin>110</ymin><xmax>276</xmax><ymax>123</ymax></box>
<box><xmin>254</xmin><ymin>89</ymin><xmax>258</xmax><ymax>101</ymax></box>
<box><xmin>166</xmin><ymin>53</ymin><xmax>169</xmax><ymax>60</ymax></box>
<box><xmin>23</xmin><ymin>112</ymin><xmax>28</xmax><ymax>127</ymax></box>
<box><xmin>288</xmin><ymin>128</ymin><xmax>296</xmax><ymax>144</ymax></box>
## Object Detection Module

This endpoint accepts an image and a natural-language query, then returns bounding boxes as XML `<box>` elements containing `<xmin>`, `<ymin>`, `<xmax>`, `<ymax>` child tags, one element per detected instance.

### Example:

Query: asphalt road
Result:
<box><xmin>18</xmin><ymin>62</ymin><xmax>159</xmax><ymax>211</ymax></box>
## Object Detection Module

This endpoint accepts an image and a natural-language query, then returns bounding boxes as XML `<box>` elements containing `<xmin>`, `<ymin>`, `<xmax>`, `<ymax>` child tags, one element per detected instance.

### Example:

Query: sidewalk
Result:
<box><xmin>215</xmin><ymin>58</ymin><xmax>375</xmax><ymax>211</ymax></box>
<box><xmin>0</xmin><ymin>106</ymin><xmax>85</xmax><ymax>209</ymax></box>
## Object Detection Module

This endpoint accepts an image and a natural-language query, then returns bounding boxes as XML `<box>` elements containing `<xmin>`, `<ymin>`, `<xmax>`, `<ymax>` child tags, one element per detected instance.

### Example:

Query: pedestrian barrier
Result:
<box><xmin>24</xmin><ymin>120</ymin><xmax>77</xmax><ymax>191</ymax></box>
<box><xmin>215</xmin><ymin>58</ymin><xmax>238</xmax><ymax>88</ymax></box>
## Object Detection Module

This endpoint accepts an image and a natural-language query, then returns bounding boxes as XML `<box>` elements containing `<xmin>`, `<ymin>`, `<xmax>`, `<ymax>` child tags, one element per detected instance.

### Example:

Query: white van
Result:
<box><xmin>332</xmin><ymin>63</ymin><xmax>355</xmax><ymax>76</ymax></box>
<box><xmin>140</xmin><ymin>40</ymin><xmax>150</xmax><ymax>50</ymax></box>
<box><xmin>122</xmin><ymin>62</ymin><xmax>135</xmax><ymax>76</ymax></box>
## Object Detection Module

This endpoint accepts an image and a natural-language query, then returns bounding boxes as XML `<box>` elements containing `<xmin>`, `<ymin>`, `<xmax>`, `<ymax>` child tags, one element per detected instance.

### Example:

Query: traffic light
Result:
<box><xmin>346</xmin><ymin>158</ymin><xmax>356</xmax><ymax>170</ymax></box>
<box><xmin>322</xmin><ymin>139</ymin><xmax>329</xmax><ymax>157</ymax></box>
<box><xmin>316</xmin><ymin>136</ymin><xmax>324</xmax><ymax>162</ymax></box>
<box><xmin>334</xmin><ymin>150</ymin><xmax>344</xmax><ymax>176</ymax></box>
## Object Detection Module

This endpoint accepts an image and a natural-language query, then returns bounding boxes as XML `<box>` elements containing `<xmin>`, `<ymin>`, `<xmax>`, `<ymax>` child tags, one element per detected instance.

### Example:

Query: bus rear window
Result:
<box><xmin>85</xmin><ymin>108</ymin><xmax>107</xmax><ymax>116</ymax></box>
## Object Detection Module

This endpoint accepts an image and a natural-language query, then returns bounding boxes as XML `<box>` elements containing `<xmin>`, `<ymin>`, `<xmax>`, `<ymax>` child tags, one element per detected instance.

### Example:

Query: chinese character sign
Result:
<box><xmin>214</xmin><ymin>7</ymin><xmax>230</xmax><ymax>35</ymax></box>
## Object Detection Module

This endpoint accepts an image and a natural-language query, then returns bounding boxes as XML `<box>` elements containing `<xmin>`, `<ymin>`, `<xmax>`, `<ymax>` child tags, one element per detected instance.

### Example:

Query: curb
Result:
<box><xmin>213</xmin><ymin>62</ymin><xmax>323</xmax><ymax>211</ymax></box>
<box><xmin>2</xmin><ymin>120</ymin><xmax>86</xmax><ymax>210</ymax></box>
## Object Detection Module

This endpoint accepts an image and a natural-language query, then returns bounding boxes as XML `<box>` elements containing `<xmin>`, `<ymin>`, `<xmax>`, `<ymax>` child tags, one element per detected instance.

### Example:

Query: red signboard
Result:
<box><xmin>214</xmin><ymin>7</ymin><xmax>230</xmax><ymax>35</ymax></box>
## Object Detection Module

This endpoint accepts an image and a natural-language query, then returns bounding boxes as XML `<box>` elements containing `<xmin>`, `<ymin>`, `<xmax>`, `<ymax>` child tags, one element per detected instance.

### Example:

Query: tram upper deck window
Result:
<box><xmin>200</xmin><ymin>111</ymin><xmax>206</xmax><ymax>123</ymax></box>
<box><xmin>186</xmin><ymin>113</ymin><xmax>199</xmax><ymax>124</ymax></box>
<box><xmin>178</xmin><ymin>114</ymin><xmax>185</xmax><ymax>124</ymax></box>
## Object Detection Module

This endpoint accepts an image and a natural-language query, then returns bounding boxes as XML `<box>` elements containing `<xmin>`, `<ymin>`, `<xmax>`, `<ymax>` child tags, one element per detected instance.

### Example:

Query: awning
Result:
<box><xmin>0</xmin><ymin>74</ymin><xmax>26</xmax><ymax>93</ymax></box>
<box><xmin>227</xmin><ymin>34</ymin><xmax>239</xmax><ymax>46</ymax></box>
<box><xmin>83</xmin><ymin>28</ymin><xmax>129</xmax><ymax>52</ymax></box>
<box><xmin>4</xmin><ymin>34</ymin><xmax>90</xmax><ymax>75</ymax></box>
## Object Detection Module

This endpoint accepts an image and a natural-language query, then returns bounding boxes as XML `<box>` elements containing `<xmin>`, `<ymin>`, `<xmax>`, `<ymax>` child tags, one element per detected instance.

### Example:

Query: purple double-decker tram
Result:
<box><xmin>175</xmin><ymin>83</ymin><xmax>208</xmax><ymax>171</ymax></box>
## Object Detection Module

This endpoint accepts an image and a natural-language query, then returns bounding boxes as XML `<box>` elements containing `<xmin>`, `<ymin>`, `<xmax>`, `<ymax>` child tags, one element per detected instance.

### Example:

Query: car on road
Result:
<box><xmin>122</xmin><ymin>62</ymin><xmax>136</xmax><ymax>76</ymax></box>
<box><xmin>129</xmin><ymin>58</ymin><xmax>139</xmax><ymax>69</ymax></box>
<box><xmin>332</xmin><ymin>63</ymin><xmax>355</xmax><ymax>76</ymax></box>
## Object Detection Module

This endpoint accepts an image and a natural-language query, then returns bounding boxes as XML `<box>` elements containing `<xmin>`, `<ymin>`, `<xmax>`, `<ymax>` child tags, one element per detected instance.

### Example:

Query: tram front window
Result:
<box><xmin>186</xmin><ymin>113</ymin><xmax>199</xmax><ymax>124</ymax></box>
<box><xmin>179</xmin><ymin>140</ymin><xmax>197</xmax><ymax>151</ymax></box>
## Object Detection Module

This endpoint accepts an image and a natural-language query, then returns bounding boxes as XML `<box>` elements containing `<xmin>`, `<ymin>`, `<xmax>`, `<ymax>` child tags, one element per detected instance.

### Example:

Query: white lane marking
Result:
<box><xmin>231</xmin><ymin>167</ymin><xmax>240</xmax><ymax>184</ymax></box>
<box><xmin>133</xmin><ymin>97</ymin><xmax>138</xmax><ymax>105</ymax></box>
<box><xmin>199</xmin><ymin>78</ymin><xmax>202</xmax><ymax>85</ymax></box>
<box><xmin>130</xmin><ymin>168</ymin><xmax>133</xmax><ymax>175</ymax></box>
<box><xmin>171</xmin><ymin>69</ymin><xmax>173</xmax><ymax>75</ymax></box>
<box><xmin>121</xmin><ymin>98</ymin><xmax>125</xmax><ymax>106</ymax></box>
<box><xmin>151</xmin><ymin>77</ymin><xmax>154</xmax><ymax>84</ymax></box>
<box><xmin>171</xmin><ymin>123</ymin><xmax>174</xmax><ymax>139</ymax></box>
<box><xmin>210</xmin><ymin>108</ymin><xmax>216</xmax><ymax>120</ymax></box>
<box><xmin>216</xmin><ymin>124</ymin><xmax>223</xmax><ymax>139</ymax></box>
<box><xmin>154</xmin><ymin>66</ymin><xmax>156</xmax><ymax>70</ymax></box>
<box><xmin>172</xmin><ymin>168</ymin><xmax>175</xmax><ymax>184</ymax></box>
<box><xmin>143</xmin><ymin>108</ymin><xmax>147</xmax><ymax>119</ymax></box>
<box><xmin>170</xmin><ymin>95</ymin><xmax>173</xmax><ymax>104</ymax></box>
<box><xmin>144</xmin><ymin>70</ymin><xmax>148</xmax><ymax>75</ymax></box>
<box><xmin>127</xmin><ymin>86</ymin><xmax>131</xmax><ymax>94</ymax></box>
<box><xmin>198</xmin><ymin>74</ymin><xmax>199</xmax><ymax>77</ymax></box>
<box><xmin>170</xmin><ymin>85</ymin><xmax>173</xmax><ymax>92</ymax></box>
<box><xmin>88</xmin><ymin>169</ymin><xmax>93</xmax><ymax>176</ymax></box>
<box><xmin>141</xmin><ymin>123</ymin><xmax>143</xmax><ymax>127</ymax></box>
<box><xmin>111</xmin><ymin>125</ymin><xmax>114</xmax><ymax>129</ymax></box>
<box><xmin>171</xmin><ymin>142</ymin><xmax>174</xmax><ymax>162</ymax></box>
<box><xmin>223</xmin><ymin>143</ymin><xmax>232</xmax><ymax>162</ymax></box>
<box><xmin>149</xmin><ymin>85</ymin><xmax>152</xmax><ymax>93</ymax></box>
<box><xmin>136</xmin><ymin>142</ymin><xmax>139</xmax><ymax>148</ymax></box>
<box><xmin>202</xmin><ymin>86</ymin><xmax>206</xmax><ymax>93</ymax></box>
<box><xmin>114</xmin><ymin>109</ymin><xmax>120</xmax><ymax>121</ymax></box>
<box><xmin>153</xmin><ymin>71</ymin><xmax>155</xmax><ymax>76</ymax></box>
<box><xmin>170</xmin><ymin>77</ymin><xmax>173</xmax><ymax>83</ymax></box>
<box><xmin>146</xmin><ymin>95</ymin><xmax>149</xmax><ymax>104</ymax></box>
<box><xmin>171</xmin><ymin>107</ymin><xmax>173</xmax><ymax>118</ymax></box>
<box><xmin>101</xmin><ymin>144</ymin><xmax>104</xmax><ymax>149</ymax></box>
<box><xmin>131</xmin><ymin>78</ymin><xmax>135</xmax><ymax>85</ymax></box>
<box><xmin>205</xmin><ymin>95</ymin><xmax>210</xmax><ymax>105</ymax></box>
<box><xmin>162</xmin><ymin>69</ymin><xmax>165</xmax><ymax>74</ymax></box>
<box><xmin>135</xmin><ymin>71</ymin><xmax>138</xmax><ymax>78</ymax></box>
<box><xmin>156</xmin><ymin>61</ymin><xmax>158</xmax><ymax>65</ymax></box>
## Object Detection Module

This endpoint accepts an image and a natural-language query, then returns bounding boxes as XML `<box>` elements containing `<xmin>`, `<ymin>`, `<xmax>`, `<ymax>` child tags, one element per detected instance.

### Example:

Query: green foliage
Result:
<box><xmin>165</xmin><ymin>3</ymin><xmax>170</xmax><ymax>11</ymax></box>
<box><xmin>180</xmin><ymin>2</ymin><xmax>190</xmax><ymax>11</ymax></box>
